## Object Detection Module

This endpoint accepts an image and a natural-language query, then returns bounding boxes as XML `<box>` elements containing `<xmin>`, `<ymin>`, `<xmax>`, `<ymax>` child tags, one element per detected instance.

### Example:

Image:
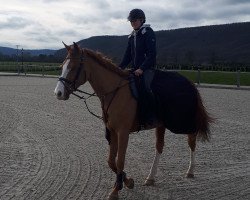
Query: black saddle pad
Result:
<box><xmin>151</xmin><ymin>70</ymin><xmax>198</xmax><ymax>134</ymax></box>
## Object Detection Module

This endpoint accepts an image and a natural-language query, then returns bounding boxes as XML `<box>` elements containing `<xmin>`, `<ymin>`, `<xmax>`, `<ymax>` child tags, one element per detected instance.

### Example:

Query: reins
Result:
<box><xmin>59</xmin><ymin>76</ymin><xmax>103</xmax><ymax>120</ymax></box>
<box><xmin>74</xmin><ymin>90</ymin><xmax>103</xmax><ymax>120</ymax></box>
<box><xmin>71</xmin><ymin>80</ymin><xmax>129</xmax><ymax>121</ymax></box>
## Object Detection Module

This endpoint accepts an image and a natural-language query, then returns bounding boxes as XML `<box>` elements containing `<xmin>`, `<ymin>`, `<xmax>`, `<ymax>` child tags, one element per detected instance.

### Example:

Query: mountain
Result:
<box><xmin>2</xmin><ymin>22</ymin><xmax>249</xmax><ymax>66</ymax></box>
<box><xmin>0</xmin><ymin>47</ymin><xmax>56</xmax><ymax>56</ymax></box>
<box><xmin>155</xmin><ymin>22</ymin><xmax>250</xmax><ymax>65</ymax></box>
<box><xmin>0</xmin><ymin>47</ymin><xmax>17</xmax><ymax>55</ymax></box>
<box><xmin>24</xmin><ymin>49</ymin><xmax>56</xmax><ymax>56</ymax></box>
<box><xmin>55</xmin><ymin>22</ymin><xmax>250</xmax><ymax>66</ymax></box>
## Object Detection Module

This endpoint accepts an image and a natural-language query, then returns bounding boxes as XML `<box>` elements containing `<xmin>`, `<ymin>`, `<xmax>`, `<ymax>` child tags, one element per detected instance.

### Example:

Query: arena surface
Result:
<box><xmin>0</xmin><ymin>76</ymin><xmax>249</xmax><ymax>200</ymax></box>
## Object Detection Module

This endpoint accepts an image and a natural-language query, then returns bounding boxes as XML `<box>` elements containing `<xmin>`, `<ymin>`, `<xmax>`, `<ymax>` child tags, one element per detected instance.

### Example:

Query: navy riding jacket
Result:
<box><xmin>119</xmin><ymin>24</ymin><xmax>156</xmax><ymax>71</ymax></box>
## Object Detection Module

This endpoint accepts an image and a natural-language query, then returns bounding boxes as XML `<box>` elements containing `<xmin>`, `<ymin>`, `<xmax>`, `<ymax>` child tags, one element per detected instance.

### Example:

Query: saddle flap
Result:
<box><xmin>128</xmin><ymin>70</ymin><xmax>155</xmax><ymax>100</ymax></box>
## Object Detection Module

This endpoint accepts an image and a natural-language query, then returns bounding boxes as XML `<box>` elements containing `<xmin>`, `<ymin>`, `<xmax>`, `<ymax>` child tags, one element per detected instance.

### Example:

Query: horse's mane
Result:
<box><xmin>84</xmin><ymin>49</ymin><xmax>129</xmax><ymax>77</ymax></box>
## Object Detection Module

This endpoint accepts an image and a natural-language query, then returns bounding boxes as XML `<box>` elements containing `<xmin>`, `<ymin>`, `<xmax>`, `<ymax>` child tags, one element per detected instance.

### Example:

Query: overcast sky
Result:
<box><xmin>0</xmin><ymin>0</ymin><xmax>249</xmax><ymax>49</ymax></box>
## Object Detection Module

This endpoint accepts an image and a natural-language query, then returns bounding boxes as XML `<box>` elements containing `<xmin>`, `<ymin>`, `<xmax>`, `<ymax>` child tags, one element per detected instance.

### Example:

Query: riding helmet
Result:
<box><xmin>127</xmin><ymin>9</ymin><xmax>146</xmax><ymax>23</ymax></box>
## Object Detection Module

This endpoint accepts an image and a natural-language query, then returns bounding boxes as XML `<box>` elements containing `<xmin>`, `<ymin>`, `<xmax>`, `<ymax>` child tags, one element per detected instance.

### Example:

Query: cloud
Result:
<box><xmin>0</xmin><ymin>0</ymin><xmax>249</xmax><ymax>49</ymax></box>
<box><xmin>0</xmin><ymin>16</ymin><xmax>31</xmax><ymax>30</ymax></box>
<box><xmin>224</xmin><ymin>0</ymin><xmax>250</xmax><ymax>4</ymax></box>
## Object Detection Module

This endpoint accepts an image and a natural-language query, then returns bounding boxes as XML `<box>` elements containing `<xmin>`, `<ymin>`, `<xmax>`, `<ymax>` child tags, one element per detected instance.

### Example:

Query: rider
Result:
<box><xmin>119</xmin><ymin>8</ymin><xmax>157</xmax><ymax>126</ymax></box>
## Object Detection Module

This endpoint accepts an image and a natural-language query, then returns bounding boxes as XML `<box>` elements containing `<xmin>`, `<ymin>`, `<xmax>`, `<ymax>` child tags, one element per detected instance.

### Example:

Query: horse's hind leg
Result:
<box><xmin>186</xmin><ymin>134</ymin><xmax>197</xmax><ymax>178</ymax></box>
<box><xmin>144</xmin><ymin>126</ymin><xmax>165</xmax><ymax>186</ymax></box>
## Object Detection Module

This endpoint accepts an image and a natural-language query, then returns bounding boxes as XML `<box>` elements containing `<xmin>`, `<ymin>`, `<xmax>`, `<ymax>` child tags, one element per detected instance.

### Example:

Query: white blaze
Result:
<box><xmin>54</xmin><ymin>59</ymin><xmax>70</xmax><ymax>98</ymax></box>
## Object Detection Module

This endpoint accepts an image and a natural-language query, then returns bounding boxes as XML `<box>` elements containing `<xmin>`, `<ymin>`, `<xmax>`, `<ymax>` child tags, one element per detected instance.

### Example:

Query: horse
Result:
<box><xmin>54</xmin><ymin>42</ymin><xmax>213</xmax><ymax>200</ymax></box>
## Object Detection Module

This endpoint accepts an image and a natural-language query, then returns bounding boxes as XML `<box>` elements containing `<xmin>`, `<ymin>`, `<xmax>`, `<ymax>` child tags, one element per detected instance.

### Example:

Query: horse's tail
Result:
<box><xmin>195</xmin><ymin>88</ymin><xmax>214</xmax><ymax>142</ymax></box>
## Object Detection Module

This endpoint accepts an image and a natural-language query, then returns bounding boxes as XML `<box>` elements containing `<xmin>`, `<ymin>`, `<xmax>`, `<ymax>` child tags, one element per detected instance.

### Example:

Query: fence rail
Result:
<box><xmin>0</xmin><ymin>62</ymin><xmax>61</xmax><ymax>76</ymax></box>
<box><xmin>158</xmin><ymin>65</ymin><xmax>250</xmax><ymax>72</ymax></box>
<box><xmin>1</xmin><ymin>63</ymin><xmax>250</xmax><ymax>87</ymax></box>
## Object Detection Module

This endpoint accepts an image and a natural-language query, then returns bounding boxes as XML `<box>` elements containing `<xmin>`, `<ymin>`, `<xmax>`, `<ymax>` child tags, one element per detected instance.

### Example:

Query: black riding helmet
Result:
<box><xmin>127</xmin><ymin>9</ymin><xmax>146</xmax><ymax>23</ymax></box>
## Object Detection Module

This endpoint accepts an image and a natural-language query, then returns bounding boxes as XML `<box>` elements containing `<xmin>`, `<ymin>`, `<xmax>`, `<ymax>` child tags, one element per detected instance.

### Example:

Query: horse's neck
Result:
<box><xmin>87</xmin><ymin>61</ymin><xmax>123</xmax><ymax>96</ymax></box>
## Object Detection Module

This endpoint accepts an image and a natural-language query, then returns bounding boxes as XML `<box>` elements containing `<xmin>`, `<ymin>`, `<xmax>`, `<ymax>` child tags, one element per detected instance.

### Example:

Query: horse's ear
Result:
<box><xmin>73</xmin><ymin>42</ymin><xmax>80</xmax><ymax>50</ymax></box>
<box><xmin>62</xmin><ymin>41</ymin><xmax>71</xmax><ymax>51</ymax></box>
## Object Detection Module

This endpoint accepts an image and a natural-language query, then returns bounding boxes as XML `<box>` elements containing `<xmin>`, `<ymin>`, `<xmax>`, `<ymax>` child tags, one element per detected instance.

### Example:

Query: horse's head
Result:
<box><xmin>54</xmin><ymin>42</ymin><xmax>87</xmax><ymax>100</ymax></box>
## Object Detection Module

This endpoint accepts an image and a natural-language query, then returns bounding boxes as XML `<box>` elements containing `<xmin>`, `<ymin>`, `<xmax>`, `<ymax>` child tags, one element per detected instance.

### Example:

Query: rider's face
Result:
<box><xmin>130</xmin><ymin>19</ymin><xmax>142</xmax><ymax>30</ymax></box>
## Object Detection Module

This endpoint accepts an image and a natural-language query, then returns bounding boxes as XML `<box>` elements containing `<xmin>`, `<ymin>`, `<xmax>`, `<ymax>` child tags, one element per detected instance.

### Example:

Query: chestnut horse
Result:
<box><xmin>54</xmin><ymin>43</ymin><xmax>213</xmax><ymax>200</ymax></box>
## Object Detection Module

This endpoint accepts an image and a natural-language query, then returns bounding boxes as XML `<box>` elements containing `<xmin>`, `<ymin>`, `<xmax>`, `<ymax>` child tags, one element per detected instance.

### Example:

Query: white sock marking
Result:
<box><xmin>187</xmin><ymin>151</ymin><xmax>195</xmax><ymax>175</ymax></box>
<box><xmin>147</xmin><ymin>150</ymin><xmax>161</xmax><ymax>180</ymax></box>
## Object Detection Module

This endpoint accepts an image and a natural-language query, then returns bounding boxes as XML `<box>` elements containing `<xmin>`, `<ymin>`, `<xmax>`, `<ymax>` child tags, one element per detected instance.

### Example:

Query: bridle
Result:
<box><xmin>58</xmin><ymin>50</ymin><xmax>86</xmax><ymax>94</ymax></box>
<box><xmin>58</xmin><ymin>49</ymin><xmax>129</xmax><ymax>121</ymax></box>
<box><xmin>58</xmin><ymin>50</ymin><xmax>102</xmax><ymax>119</ymax></box>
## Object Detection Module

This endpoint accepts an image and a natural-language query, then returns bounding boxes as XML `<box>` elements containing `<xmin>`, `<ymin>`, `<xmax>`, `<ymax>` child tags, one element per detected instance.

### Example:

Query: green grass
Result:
<box><xmin>178</xmin><ymin>70</ymin><xmax>250</xmax><ymax>86</ymax></box>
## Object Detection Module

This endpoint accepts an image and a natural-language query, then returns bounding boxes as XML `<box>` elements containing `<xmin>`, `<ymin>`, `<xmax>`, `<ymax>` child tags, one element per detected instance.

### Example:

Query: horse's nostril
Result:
<box><xmin>57</xmin><ymin>91</ymin><xmax>62</xmax><ymax>97</ymax></box>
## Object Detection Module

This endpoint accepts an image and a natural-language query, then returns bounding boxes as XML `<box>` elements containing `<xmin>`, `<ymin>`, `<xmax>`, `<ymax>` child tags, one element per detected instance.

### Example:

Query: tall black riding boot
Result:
<box><xmin>140</xmin><ymin>70</ymin><xmax>157</xmax><ymax>126</ymax></box>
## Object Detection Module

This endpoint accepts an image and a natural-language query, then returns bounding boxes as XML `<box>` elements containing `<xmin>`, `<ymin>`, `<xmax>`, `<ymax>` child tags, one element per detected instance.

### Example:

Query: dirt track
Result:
<box><xmin>0</xmin><ymin>76</ymin><xmax>249</xmax><ymax>200</ymax></box>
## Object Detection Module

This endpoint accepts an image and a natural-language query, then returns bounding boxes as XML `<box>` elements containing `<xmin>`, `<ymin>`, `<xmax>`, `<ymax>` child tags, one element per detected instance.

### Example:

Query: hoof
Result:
<box><xmin>108</xmin><ymin>193</ymin><xmax>119</xmax><ymax>200</ymax></box>
<box><xmin>125</xmin><ymin>178</ymin><xmax>134</xmax><ymax>189</ymax></box>
<box><xmin>186</xmin><ymin>173</ymin><xmax>194</xmax><ymax>178</ymax></box>
<box><xmin>143</xmin><ymin>179</ymin><xmax>155</xmax><ymax>186</ymax></box>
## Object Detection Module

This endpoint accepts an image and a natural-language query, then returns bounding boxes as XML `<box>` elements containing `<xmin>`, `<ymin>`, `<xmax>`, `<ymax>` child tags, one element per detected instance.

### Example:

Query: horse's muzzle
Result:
<box><xmin>55</xmin><ymin>90</ymin><xmax>69</xmax><ymax>100</ymax></box>
<box><xmin>56</xmin><ymin>90</ymin><xmax>62</xmax><ymax>98</ymax></box>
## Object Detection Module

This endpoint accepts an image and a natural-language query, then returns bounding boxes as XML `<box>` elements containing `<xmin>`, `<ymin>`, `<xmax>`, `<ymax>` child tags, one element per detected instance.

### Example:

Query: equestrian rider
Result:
<box><xmin>119</xmin><ymin>8</ymin><xmax>156</xmax><ymax>75</ymax></box>
<box><xmin>119</xmin><ymin>8</ymin><xmax>157</xmax><ymax>126</ymax></box>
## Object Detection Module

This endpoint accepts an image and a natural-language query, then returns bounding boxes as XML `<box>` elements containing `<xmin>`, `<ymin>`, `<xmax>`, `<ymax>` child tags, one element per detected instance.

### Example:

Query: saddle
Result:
<box><xmin>128</xmin><ymin>70</ymin><xmax>155</xmax><ymax>100</ymax></box>
<box><xmin>129</xmin><ymin>70</ymin><xmax>198</xmax><ymax>134</ymax></box>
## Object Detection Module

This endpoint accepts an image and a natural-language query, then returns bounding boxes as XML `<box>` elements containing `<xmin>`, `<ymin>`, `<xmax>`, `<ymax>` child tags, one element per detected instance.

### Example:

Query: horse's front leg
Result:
<box><xmin>108</xmin><ymin>130</ymin><xmax>133</xmax><ymax>200</ymax></box>
<box><xmin>107</xmin><ymin>130</ymin><xmax>118</xmax><ymax>173</ymax></box>
<box><xmin>107</xmin><ymin>129</ymin><xmax>134</xmax><ymax>184</ymax></box>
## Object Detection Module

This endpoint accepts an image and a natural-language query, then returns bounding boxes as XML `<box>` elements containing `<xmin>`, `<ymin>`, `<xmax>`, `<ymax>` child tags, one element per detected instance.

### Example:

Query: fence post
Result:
<box><xmin>236</xmin><ymin>70</ymin><xmax>240</xmax><ymax>87</ymax></box>
<box><xmin>24</xmin><ymin>64</ymin><xmax>26</xmax><ymax>76</ymax></box>
<box><xmin>197</xmin><ymin>67</ymin><xmax>201</xmax><ymax>85</ymax></box>
<box><xmin>16</xmin><ymin>45</ymin><xmax>20</xmax><ymax>75</ymax></box>
<box><xmin>42</xmin><ymin>65</ymin><xmax>44</xmax><ymax>77</ymax></box>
